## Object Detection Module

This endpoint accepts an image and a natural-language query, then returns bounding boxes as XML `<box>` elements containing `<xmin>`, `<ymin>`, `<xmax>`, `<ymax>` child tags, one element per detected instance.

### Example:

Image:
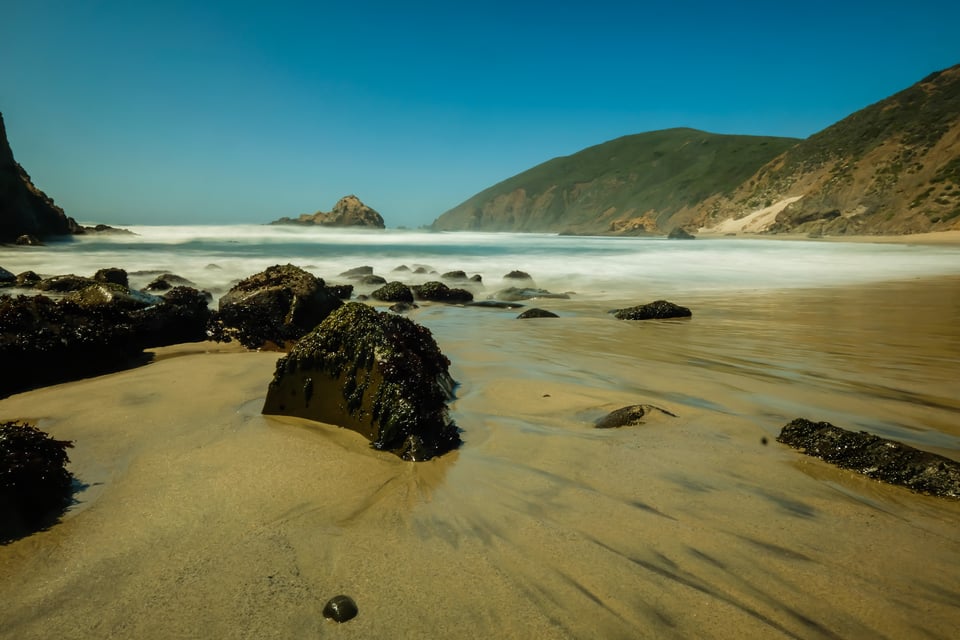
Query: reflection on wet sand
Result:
<box><xmin>1</xmin><ymin>278</ymin><xmax>959</xmax><ymax>638</ymax></box>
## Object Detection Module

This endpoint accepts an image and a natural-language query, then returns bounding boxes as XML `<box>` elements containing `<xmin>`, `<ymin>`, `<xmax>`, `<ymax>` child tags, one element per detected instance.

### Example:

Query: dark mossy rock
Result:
<box><xmin>35</xmin><ymin>274</ymin><xmax>95</xmax><ymax>292</ymax></box>
<box><xmin>0</xmin><ymin>294</ymin><xmax>143</xmax><ymax>397</ymax></box>
<box><xmin>467</xmin><ymin>300</ymin><xmax>525</xmax><ymax>309</ymax></box>
<box><xmin>0</xmin><ymin>421</ymin><xmax>74</xmax><ymax>542</ymax></box>
<box><xmin>133</xmin><ymin>286</ymin><xmax>214</xmax><ymax>347</ymax></box>
<box><xmin>517</xmin><ymin>308</ymin><xmax>558</xmax><ymax>319</ymax></box>
<box><xmin>412</xmin><ymin>281</ymin><xmax>474</xmax><ymax>303</ymax></box>
<box><xmin>503</xmin><ymin>270</ymin><xmax>534</xmax><ymax>282</ymax></box>
<box><xmin>495</xmin><ymin>287</ymin><xmax>570</xmax><ymax>302</ymax></box>
<box><xmin>612</xmin><ymin>300</ymin><xmax>692</xmax><ymax>320</ymax></box>
<box><xmin>777</xmin><ymin>418</ymin><xmax>960</xmax><ymax>498</ymax></box>
<box><xmin>339</xmin><ymin>266</ymin><xmax>374</xmax><ymax>278</ymax></box>
<box><xmin>441</xmin><ymin>270</ymin><xmax>468</xmax><ymax>281</ymax></box>
<box><xmin>15</xmin><ymin>271</ymin><xmax>40</xmax><ymax>287</ymax></box>
<box><xmin>326</xmin><ymin>284</ymin><xmax>354</xmax><ymax>300</ymax></box>
<box><xmin>94</xmin><ymin>267</ymin><xmax>128</xmax><ymax>288</ymax></box>
<box><xmin>0</xmin><ymin>266</ymin><xmax>14</xmax><ymax>285</ymax></box>
<box><xmin>667</xmin><ymin>227</ymin><xmax>696</xmax><ymax>239</ymax></box>
<box><xmin>262</xmin><ymin>303</ymin><xmax>461</xmax><ymax>461</ymax></box>
<box><xmin>216</xmin><ymin>264</ymin><xmax>342</xmax><ymax>350</ymax></box>
<box><xmin>63</xmin><ymin>283</ymin><xmax>161</xmax><ymax>311</ymax></box>
<box><xmin>595</xmin><ymin>404</ymin><xmax>677</xmax><ymax>428</ymax></box>
<box><xmin>370</xmin><ymin>281</ymin><xmax>414</xmax><ymax>303</ymax></box>
<box><xmin>359</xmin><ymin>274</ymin><xmax>387</xmax><ymax>286</ymax></box>
<box><xmin>14</xmin><ymin>234</ymin><xmax>43</xmax><ymax>246</ymax></box>
<box><xmin>389</xmin><ymin>301</ymin><xmax>419</xmax><ymax>314</ymax></box>
<box><xmin>144</xmin><ymin>273</ymin><xmax>194</xmax><ymax>292</ymax></box>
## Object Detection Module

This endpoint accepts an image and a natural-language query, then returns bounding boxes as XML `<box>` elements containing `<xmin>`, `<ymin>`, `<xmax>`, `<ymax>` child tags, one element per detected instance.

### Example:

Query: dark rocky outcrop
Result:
<box><xmin>370</xmin><ymin>281</ymin><xmax>414</xmax><ymax>304</ymax></box>
<box><xmin>133</xmin><ymin>287</ymin><xmax>214</xmax><ymax>347</ymax></box>
<box><xmin>270</xmin><ymin>195</ymin><xmax>386</xmax><ymax>228</ymax></box>
<box><xmin>412</xmin><ymin>281</ymin><xmax>474</xmax><ymax>303</ymax></box>
<box><xmin>1</xmin><ymin>421</ymin><xmax>74</xmax><ymax>542</ymax></box>
<box><xmin>326</xmin><ymin>284</ymin><xmax>354</xmax><ymax>300</ymax></box>
<box><xmin>35</xmin><ymin>274</ymin><xmax>95</xmax><ymax>293</ymax></box>
<box><xmin>15</xmin><ymin>234</ymin><xmax>42</xmax><ymax>246</ymax></box>
<box><xmin>358</xmin><ymin>274</ymin><xmax>387</xmax><ymax>286</ymax></box>
<box><xmin>94</xmin><ymin>267</ymin><xmax>128</xmax><ymax>287</ymax></box>
<box><xmin>667</xmin><ymin>227</ymin><xmax>696</xmax><ymax>239</ymax></box>
<box><xmin>517</xmin><ymin>308</ymin><xmax>558</xmax><ymax>319</ymax></box>
<box><xmin>612</xmin><ymin>300</ymin><xmax>692</xmax><ymax>320</ymax></box>
<box><xmin>143</xmin><ymin>273</ymin><xmax>194</xmax><ymax>292</ymax></box>
<box><xmin>777</xmin><ymin>418</ymin><xmax>960</xmax><ymax>498</ymax></box>
<box><xmin>494</xmin><ymin>287</ymin><xmax>570</xmax><ymax>302</ymax></box>
<box><xmin>339</xmin><ymin>266</ymin><xmax>374</xmax><ymax>278</ymax></box>
<box><xmin>467</xmin><ymin>300</ymin><xmax>525</xmax><ymax>309</ymax></box>
<box><xmin>0</xmin><ymin>266</ymin><xmax>14</xmax><ymax>285</ymax></box>
<box><xmin>594</xmin><ymin>404</ymin><xmax>677</xmax><ymax>428</ymax></box>
<box><xmin>0</xmin><ymin>112</ymin><xmax>83</xmax><ymax>243</ymax></box>
<box><xmin>215</xmin><ymin>264</ymin><xmax>342</xmax><ymax>350</ymax></box>
<box><xmin>262</xmin><ymin>303</ymin><xmax>461</xmax><ymax>461</ymax></box>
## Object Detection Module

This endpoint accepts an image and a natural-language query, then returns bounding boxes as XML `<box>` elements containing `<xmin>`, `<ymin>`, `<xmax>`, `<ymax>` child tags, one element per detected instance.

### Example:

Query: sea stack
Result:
<box><xmin>269</xmin><ymin>195</ymin><xmax>386</xmax><ymax>228</ymax></box>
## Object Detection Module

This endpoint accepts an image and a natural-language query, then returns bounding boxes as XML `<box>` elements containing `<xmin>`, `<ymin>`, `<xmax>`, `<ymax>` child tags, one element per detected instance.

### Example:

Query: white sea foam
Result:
<box><xmin>2</xmin><ymin>226</ymin><xmax>959</xmax><ymax>301</ymax></box>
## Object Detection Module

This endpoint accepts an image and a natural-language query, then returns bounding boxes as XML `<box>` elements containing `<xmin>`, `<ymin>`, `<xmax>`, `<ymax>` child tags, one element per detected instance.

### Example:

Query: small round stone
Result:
<box><xmin>322</xmin><ymin>595</ymin><xmax>358</xmax><ymax>623</ymax></box>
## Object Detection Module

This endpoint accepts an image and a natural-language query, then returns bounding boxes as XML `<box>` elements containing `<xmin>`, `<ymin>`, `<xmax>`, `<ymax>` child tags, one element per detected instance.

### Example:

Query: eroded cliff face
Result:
<box><xmin>0</xmin><ymin>112</ymin><xmax>80</xmax><ymax>242</ymax></box>
<box><xmin>271</xmin><ymin>195</ymin><xmax>386</xmax><ymax>228</ymax></box>
<box><xmin>693</xmin><ymin>65</ymin><xmax>960</xmax><ymax>235</ymax></box>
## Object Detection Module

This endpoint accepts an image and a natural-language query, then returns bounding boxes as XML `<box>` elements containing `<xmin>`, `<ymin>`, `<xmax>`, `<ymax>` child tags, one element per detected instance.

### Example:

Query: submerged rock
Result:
<box><xmin>0</xmin><ymin>421</ymin><xmax>74</xmax><ymax>542</ymax></box>
<box><xmin>262</xmin><ymin>303</ymin><xmax>461</xmax><ymax>461</ymax></box>
<box><xmin>777</xmin><ymin>418</ymin><xmax>960</xmax><ymax>498</ymax></box>
<box><xmin>517</xmin><ymin>308</ymin><xmax>558</xmax><ymax>319</ymax></box>
<box><xmin>594</xmin><ymin>404</ymin><xmax>677</xmax><ymax>428</ymax></box>
<box><xmin>494</xmin><ymin>287</ymin><xmax>570</xmax><ymax>302</ymax></box>
<box><xmin>322</xmin><ymin>595</ymin><xmax>358</xmax><ymax>623</ymax></box>
<box><xmin>612</xmin><ymin>300</ymin><xmax>692</xmax><ymax>320</ymax></box>
<box><xmin>216</xmin><ymin>264</ymin><xmax>342</xmax><ymax>350</ymax></box>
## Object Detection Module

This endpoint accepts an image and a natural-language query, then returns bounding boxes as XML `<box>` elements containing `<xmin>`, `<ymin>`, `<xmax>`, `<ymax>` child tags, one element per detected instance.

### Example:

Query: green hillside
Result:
<box><xmin>432</xmin><ymin>128</ymin><xmax>799</xmax><ymax>234</ymax></box>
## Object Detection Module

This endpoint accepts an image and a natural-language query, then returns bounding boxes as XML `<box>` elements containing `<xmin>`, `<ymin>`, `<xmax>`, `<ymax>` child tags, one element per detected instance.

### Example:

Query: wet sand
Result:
<box><xmin>2</xmin><ymin>277</ymin><xmax>960</xmax><ymax>638</ymax></box>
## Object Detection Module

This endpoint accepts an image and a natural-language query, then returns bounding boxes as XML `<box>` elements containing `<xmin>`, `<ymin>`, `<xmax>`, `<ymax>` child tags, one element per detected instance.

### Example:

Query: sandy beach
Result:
<box><xmin>2</xmin><ymin>276</ymin><xmax>960</xmax><ymax>639</ymax></box>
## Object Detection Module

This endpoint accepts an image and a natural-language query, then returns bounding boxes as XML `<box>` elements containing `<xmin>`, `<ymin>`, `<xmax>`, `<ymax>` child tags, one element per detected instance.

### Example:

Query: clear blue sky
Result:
<box><xmin>2</xmin><ymin>1</ymin><xmax>958</xmax><ymax>228</ymax></box>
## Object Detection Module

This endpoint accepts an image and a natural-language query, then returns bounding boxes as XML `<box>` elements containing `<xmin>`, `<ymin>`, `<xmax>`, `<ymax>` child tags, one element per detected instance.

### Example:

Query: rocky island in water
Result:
<box><xmin>268</xmin><ymin>194</ymin><xmax>385</xmax><ymax>228</ymax></box>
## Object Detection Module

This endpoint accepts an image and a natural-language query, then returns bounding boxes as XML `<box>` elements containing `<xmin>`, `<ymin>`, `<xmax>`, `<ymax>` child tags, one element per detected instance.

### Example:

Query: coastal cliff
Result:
<box><xmin>270</xmin><ymin>195</ymin><xmax>385</xmax><ymax>228</ymax></box>
<box><xmin>0</xmin><ymin>112</ymin><xmax>81</xmax><ymax>243</ymax></box>
<box><xmin>433</xmin><ymin>64</ymin><xmax>960</xmax><ymax>236</ymax></box>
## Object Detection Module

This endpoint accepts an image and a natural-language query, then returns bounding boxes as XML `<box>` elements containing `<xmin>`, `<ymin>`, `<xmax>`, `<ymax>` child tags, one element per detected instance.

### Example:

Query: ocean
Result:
<box><xmin>3</xmin><ymin>226</ymin><xmax>960</xmax><ymax>302</ymax></box>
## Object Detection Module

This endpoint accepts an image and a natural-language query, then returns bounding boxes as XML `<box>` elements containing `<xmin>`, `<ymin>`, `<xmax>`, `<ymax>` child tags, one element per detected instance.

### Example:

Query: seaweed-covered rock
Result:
<box><xmin>15</xmin><ymin>270</ymin><xmax>40</xmax><ymax>287</ymax></box>
<box><xmin>144</xmin><ymin>273</ymin><xmax>194</xmax><ymax>292</ymax></box>
<box><xmin>35</xmin><ymin>274</ymin><xmax>95</xmax><ymax>292</ymax></box>
<box><xmin>441</xmin><ymin>270</ymin><xmax>468</xmax><ymax>281</ymax></box>
<box><xmin>495</xmin><ymin>287</ymin><xmax>570</xmax><ymax>302</ymax></box>
<box><xmin>216</xmin><ymin>264</ymin><xmax>342</xmax><ymax>350</ymax></box>
<box><xmin>93</xmin><ymin>267</ymin><xmax>128</xmax><ymax>287</ymax></box>
<box><xmin>0</xmin><ymin>421</ymin><xmax>74</xmax><ymax>541</ymax></box>
<box><xmin>133</xmin><ymin>286</ymin><xmax>214</xmax><ymax>347</ymax></box>
<box><xmin>262</xmin><ymin>303</ymin><xmax>461</xmax><ymax>461</ymax></box>
<box><xmin>777</xmin><ymin>418</ymin><xmax>960</xmax><ymax>498</ymax></box>
<box><xmin>326</xmin><ymin>284</ymin><xmax>354</xmax><ymax>300</ymax></box>
<box><xmin>370</xmin><ymin>281</ymin><xmax>414</xmax><ymax>304</ymax></box>
<box><xmin>612</xmin><ymin>300</ymin><xmax>692</xmax><ymax>320</ymax></box>
<box><xmin>412</xmin><ymin>281</ymin><xmax>474</xmax><ymax>303</ymax></box>
<box><xmin>63</xmin><ymin>283</ymin><xmax>161</xmax><ymax>311</ymax></box>
<box><xmin>594</xmin><ymin>404</ymin><xmax>677</xmax><ymax>428</ymax></box>
<box><xmin>517</xmin><ymin>308</ymin><xmax>558</xmax><ymax>319</ymax></box>
<box><xmin>0</xmin><ymin>294</ymin><xmax>143</xmax><ymax>396</ymax></box>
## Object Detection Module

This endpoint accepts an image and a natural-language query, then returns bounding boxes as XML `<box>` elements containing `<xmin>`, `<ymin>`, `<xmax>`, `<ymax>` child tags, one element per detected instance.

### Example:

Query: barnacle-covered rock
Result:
<box><xmin>412</xmin><ymin>281</ymin><xmax>473</xmax><ymax>303</ymax></box>
<box><xmin>612</xmin><ymin>300</ymin><xmax>692</xmax><ymax>320</ymax></box>
<box><xmin>262</xmin><ymin>302</ymin><xmax>461</xmax><ymax>461</ymax></box>
<box><xmin>1</xmin><ymin>421</ymin><xmax>74</xmax><ymax>541</ymax></box>
<box><xmin>778</xmin><ymin>418</ymin><xmax>960</xmax><ymax>498</ymax></box>
<box><xmin>370</xmin><ymin>281</ymin><xmax>414</xmax><ymax>304</ymax></box>
<box><xmin>216</xmin><ymin>264</ymin><xmax>342</xmax><ymax>350</ymax></box>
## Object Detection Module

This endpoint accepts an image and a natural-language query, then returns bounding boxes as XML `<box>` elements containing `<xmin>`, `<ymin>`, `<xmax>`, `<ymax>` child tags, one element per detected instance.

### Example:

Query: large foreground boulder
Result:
<box><xmin>778</xmin><ymin>418</ymin><xmax>960</xmax><ymax>498</ymax></box>
<box><xmin>262</xmin><ymin>303</ymin><xmax>461</xmax><ymax>461</ymax></box>
<box><xmin>1</xmin><ymin>421</ymin><xmax>74</xmax><ymax>542</ymax></box>
<box><xmin>216</xmin><ymin>264</ymin><xmax>342</xmax><ymax>349</ymax></box>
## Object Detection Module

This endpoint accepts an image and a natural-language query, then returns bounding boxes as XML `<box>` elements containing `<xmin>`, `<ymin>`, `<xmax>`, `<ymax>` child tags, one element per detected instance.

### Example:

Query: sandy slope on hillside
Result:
<box><xmin>698</xmin><ymin>196</ymin><xmax>803</xmax><ymax>234</ymax></box>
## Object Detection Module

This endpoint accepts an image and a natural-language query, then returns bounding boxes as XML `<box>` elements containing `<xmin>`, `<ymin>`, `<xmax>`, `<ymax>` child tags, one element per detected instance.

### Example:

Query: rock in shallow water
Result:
<box><xmin>322</xmin><ymin>595</ymin><xmax>358</xmax><ymax>623</ymax></box>
<box><xmin>594</xmin><ymin>404</ymin><xmax>677</xmax><ymax>428</ymax></box>
<box><xmin>262</xmin><ymin>302</ymin><xmax>461</xmax><ymax>461</ymax></box>
<box><xmin>612</xmin><ymin>300</ymin><xmax>692</xmax><ymax>320</ymax></box>
<box><xmin>777</xmin><ymin>418</ymin><xmax>960</xmax><ymax>498</ymax></box>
